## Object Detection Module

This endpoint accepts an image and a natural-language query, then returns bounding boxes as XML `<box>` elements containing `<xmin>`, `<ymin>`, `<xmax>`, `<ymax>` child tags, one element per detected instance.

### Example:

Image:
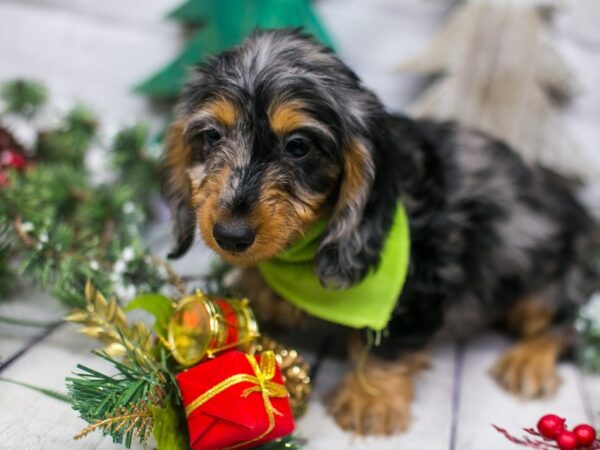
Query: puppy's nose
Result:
<box><xmin>212</xmin><ymin>220</ymin><xmax>256</xmax><ymax>252</ymax></box>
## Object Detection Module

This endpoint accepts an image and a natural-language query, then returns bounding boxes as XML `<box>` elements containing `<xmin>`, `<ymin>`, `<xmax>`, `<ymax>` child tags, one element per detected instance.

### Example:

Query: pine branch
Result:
<box><xmin>110</xmin><ymin>124</ymin><xmax>159</xmax><ymax>213</ymax></box>
<box><xmin>0</xmin><ymin>143</ymin><xmax>170</xmax><ymax>307</ymax></box>
<box><xmin>36</xmin><ymin>105</ymin><xmax>98</xmax><ymax>166</ymax></box>
<box><xmin>67</xmin><ymin>349</ymin><xmax>169</xmax><ymax>448</ymax></box>
<box><xmin>0</xmin><ymin>79</ymin><xmax>47</xmax><ymax>117</ymax></box>
<box><xmin>0</xmin><ymin>78</ymin><xmax>180</xmax><ymax>313</ymax></box>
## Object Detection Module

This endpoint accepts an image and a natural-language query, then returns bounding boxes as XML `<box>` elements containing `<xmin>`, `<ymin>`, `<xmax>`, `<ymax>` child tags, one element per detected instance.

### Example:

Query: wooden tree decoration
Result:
<box><xmin>401</xmin><ymin>0</ymin><xmax>592</xmax><ymax>179</ymax></box>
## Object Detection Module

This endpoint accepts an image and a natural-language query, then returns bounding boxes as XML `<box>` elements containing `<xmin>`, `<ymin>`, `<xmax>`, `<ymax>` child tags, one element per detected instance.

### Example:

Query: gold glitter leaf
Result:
<box><xmin>102</xmin><ymin>342</ymin><xmax>127</xmax><ymax>358</ymax></box>
<box><xmin>65</xmin><ymin>282</ymin><xmax>154</xmax><ymax>366</ymax></box>
<box><xmin>64</xmin><ymin>311</ymin><xmax>88</xmax><ymax>323</ymax></box>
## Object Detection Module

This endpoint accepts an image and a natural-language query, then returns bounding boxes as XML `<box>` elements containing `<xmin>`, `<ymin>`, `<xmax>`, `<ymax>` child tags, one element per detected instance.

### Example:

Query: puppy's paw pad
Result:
<box><xmin>326</xmin><ymin>370</ymin><xmax>412</xmax><ymax>435</ymax></box>
<box><xmin>490</xmin><ymin>336</ymin><xmax>561</xmax><ymax>398</ymax></box>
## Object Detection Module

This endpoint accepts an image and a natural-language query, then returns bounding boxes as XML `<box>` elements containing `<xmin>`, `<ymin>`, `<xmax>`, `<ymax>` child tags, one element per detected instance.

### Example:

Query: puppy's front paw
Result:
<box><xmin>315</xmin><ymin>243</ymin><xmax>368</xmax><ymax>290</ymax></box>
<box><xmin>326</xmin><ymin>354</ymin><xmax>427</xmax><ymax>435</ymax></box>
<box><xmin>490</xmin><ymin>336</ymin><xmax>561</xmax><ymax>398</ymax></box>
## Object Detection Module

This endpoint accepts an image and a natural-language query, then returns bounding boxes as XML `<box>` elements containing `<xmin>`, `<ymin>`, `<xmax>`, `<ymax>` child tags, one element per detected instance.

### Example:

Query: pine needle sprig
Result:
<box><xmin>67</xmin><ymin>350</ymin><xmax>169</xmax><ymax>448</ymax></box>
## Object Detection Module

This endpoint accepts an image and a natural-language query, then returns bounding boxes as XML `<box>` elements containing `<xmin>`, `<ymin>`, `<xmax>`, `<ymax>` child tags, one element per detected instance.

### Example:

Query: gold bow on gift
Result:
<box><xmin>185</xmin><ymin>351</ymin><xmax>288</xmax><ymax>449</ymax></box>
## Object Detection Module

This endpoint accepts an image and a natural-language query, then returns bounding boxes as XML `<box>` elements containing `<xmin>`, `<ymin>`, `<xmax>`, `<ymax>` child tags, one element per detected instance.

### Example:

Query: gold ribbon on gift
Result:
<box><xmin>185</xmin><ymin>351</ymin><xmax>289</xmax><ymax>450</ymax></box>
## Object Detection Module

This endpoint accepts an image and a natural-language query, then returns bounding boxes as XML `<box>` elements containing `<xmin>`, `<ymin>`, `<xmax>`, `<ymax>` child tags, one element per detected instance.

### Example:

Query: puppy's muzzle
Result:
<box><xmin>212</xmin><ymin>219</ymin><xmax>256</xmax><ymax>252</ymax></box>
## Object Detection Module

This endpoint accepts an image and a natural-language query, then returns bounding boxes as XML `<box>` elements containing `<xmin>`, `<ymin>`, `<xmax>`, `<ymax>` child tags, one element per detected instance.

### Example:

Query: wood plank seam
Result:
<box><xmin>0</xmin><ymin>322</ymin><xmax>63</xmax><ymax>373</ymax></box>
<box><xmin>449</xmin><ymin>341</ymin><xmax>466</xmax><ymax>450</ymax></box>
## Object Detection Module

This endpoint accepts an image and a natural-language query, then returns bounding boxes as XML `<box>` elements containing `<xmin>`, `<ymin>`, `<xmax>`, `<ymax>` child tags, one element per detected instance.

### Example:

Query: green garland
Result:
<box><xmin>0</xmin><ymin>79</ymin><xmax>172</xmax><ymax>307</ymax></box>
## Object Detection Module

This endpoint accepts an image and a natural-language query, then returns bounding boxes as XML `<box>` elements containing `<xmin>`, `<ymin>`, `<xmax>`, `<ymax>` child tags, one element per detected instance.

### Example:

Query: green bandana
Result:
<box><xmin>258</xmin><ymin>204</ymin><xmax>410</xmax><ymax>330</ymax></box>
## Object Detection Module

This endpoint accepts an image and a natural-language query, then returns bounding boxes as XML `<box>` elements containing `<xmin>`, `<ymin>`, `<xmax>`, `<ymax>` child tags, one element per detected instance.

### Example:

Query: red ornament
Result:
<box><xmin>0</xmin><ymin>149</ymin><xmax>27</xmax><ymax>170</ymax></box>
<box><xmin>556</xmin><ymin>430</ymin><xmax>579</xmax><ymax>450</ymax></box>
<box><xmin>573</xmin><ymin>424</ymin><xmax>597</xmax><ymax>447</ymax></box>
<box><xmin>177</xmin><ymin>350</ymin><xmax>295</xmax><ymax>450</ymax></box>
<box><xmin>537</xmin><ymin>414</ymin><xmax>566</xmax><ymax>439</ymax></box>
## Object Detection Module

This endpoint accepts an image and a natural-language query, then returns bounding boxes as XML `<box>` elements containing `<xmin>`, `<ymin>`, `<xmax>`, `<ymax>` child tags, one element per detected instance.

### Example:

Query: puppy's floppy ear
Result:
<box><xmin>161</xmin><ymin>119</ymin><xmax>196</xmax><ymax>259</ymax></box>
<box><xmin>315</xmin><ymin>136</ymin><xmax>376</xmax><ymax>288</ymax></box>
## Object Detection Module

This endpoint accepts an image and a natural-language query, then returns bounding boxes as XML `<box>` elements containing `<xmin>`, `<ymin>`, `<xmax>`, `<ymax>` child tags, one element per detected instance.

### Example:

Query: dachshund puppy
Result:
<box><xmin>162</xmin><ymin>29</ymin><xmax>598</xmax><ymax>435</ymax></box>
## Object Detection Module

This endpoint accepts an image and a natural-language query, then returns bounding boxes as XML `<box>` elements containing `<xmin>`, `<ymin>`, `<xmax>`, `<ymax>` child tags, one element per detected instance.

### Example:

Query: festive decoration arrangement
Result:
<box><xmin>401</xmin><ymin>0</ymin><xmax>598</xmax><ymax>181</ymax></box>
<box><xmin>0</xmin><ymin>78</ymin><xmax>311</xmax><ymax>448</ymax></box>
<box><xmin>3</xmin><ymin>4</ymin><xmax>600</xmax><ymax>441</ymax></box>
<box><xmin>494</xmin><ymin>413</ymin><xmax>599</xmax><ymax>449</ymax></box>
<box><xmin>0</xmin><ymin>79</ymin><xmax>172</xmax><ymax>308</ymax></box>
<box><xmin>65</xmin><ymin>284</ymin><xmax>307</xmax><ymax>449</ymax></box>
<box><xmin>136</xmin><ymin>0</ymin><xmax>334</xmax><ymax>98</ymax></box>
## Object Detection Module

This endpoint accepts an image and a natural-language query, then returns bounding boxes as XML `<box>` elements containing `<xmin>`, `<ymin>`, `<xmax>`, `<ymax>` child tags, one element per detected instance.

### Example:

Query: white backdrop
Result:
<box><xmin>0</xmin><ymin>0</ymin><xmax>599</xmax><ymax>180</ymax></box>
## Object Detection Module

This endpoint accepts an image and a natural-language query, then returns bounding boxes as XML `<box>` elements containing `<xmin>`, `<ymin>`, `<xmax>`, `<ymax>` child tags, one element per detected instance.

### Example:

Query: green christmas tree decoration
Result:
<box><xmin>136</xmin><ymin>0</ymin><xmax>334</xmax><ymax>98</ymax></box>
<box><xmin>167</xmin><ymin>0</ymin><xmax>215</xmax><ymax>25</ymax></box>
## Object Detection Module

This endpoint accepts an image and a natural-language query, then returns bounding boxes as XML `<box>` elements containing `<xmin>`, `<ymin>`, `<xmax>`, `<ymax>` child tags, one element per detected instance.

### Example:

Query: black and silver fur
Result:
<box><xmin>164</xmin><ymin>29</ymin><xmax>598</xmax><ymax>358</ymax></box>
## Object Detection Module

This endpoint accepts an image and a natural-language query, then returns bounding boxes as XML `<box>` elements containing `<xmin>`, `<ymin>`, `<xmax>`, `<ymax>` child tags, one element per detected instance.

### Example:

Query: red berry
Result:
<box><xmin>537</xmin><ymin>414</ymin><xmax>566</xmax><ymax>439</ymax></box>
<box><xmin>556</xmin><ymin>430</ymin><xmax>579</xmax><ymax>450</ymax></box>
<box><xmin>0</xmin><ymin>149</ymin><xmax>26</xmax><ymax>170</ymax></box>
<box><xmin>573</xmin><ymin>424</ymin><xmax>597</xmax><ymax>447</ymax></box>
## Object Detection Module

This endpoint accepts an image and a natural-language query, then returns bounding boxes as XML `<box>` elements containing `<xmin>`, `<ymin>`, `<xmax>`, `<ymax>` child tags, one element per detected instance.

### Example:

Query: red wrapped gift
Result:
<box><xmin>176</xmin><ymin>350</ymin><xmax>295</xmax><ymax>450</ymax></box>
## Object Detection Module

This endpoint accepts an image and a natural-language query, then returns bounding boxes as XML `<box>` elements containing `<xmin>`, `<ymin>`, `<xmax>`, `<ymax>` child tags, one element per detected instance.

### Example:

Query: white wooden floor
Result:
<box><xmin>1</xmin><ymin>1</ymin><xmax>600</xmax><ymax>449</ymax></box>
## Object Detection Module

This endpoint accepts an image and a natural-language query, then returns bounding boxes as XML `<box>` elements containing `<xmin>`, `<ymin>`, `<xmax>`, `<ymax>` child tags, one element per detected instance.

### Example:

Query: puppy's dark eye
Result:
<box><xmin>203</xmin><ymin>129</ymin><xmax>221</xmax><ymax>146</ymax></box>
<box><xmin>285</xmin><ymin>137</ymin><xmax>311</xmax><ymax>158</ymax></box>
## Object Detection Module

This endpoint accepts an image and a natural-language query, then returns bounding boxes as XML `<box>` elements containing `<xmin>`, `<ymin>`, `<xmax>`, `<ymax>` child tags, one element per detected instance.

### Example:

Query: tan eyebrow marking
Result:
<box><xmin>204</xmin><ymin>97</ymin><xmax>238</xmax><ymax>127</ymax></box>
<box><xmin>269</xmin><ymin>100</ymin><xmax>313</xmax><ymax>135</ymax></box>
